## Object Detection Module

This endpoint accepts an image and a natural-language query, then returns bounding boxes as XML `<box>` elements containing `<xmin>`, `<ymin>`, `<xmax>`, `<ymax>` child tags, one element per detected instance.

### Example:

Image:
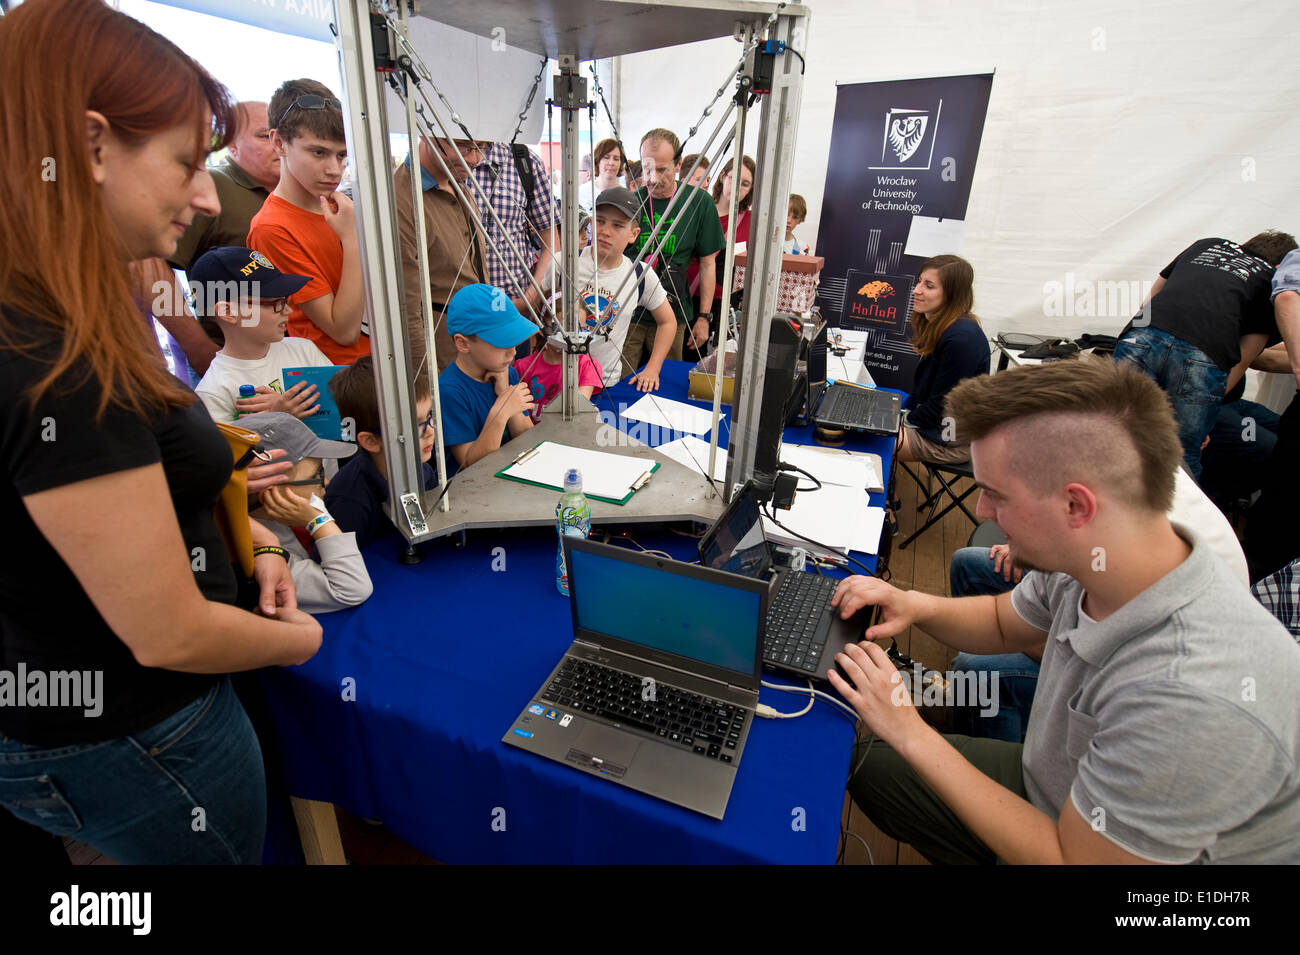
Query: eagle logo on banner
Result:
<box><xmin>887</xmin><ymin>113</ymin><xmax>929</xmax><ymax>163</ymax></box>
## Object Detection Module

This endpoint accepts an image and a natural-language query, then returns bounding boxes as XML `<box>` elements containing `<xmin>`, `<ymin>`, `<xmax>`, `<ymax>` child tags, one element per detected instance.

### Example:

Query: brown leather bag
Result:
<box><xmin>213</xmin><ymin>421</ymin><xmax>267</xmax><ymax>577</ymax></box>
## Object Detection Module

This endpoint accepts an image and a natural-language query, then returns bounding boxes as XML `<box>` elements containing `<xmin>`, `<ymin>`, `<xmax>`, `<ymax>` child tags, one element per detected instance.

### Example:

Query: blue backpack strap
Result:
<box><xmin>633</xmin><ymin>261</ymin><xmax>645</xmax><ymax>302</ymax></box>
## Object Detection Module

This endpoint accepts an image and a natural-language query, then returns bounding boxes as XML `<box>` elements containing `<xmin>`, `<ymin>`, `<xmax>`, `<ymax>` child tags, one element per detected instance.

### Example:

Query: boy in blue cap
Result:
<box><xmin>439</xmin><ymin>284</ymin><xmax>538</xmax><ymax>471</ymax></box>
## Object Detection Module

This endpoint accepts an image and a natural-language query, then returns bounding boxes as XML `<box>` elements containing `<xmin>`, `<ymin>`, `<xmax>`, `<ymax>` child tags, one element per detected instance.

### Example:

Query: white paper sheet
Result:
<box><xmin>904</xmin><ymin>215</ymin><xmax>967</xmax><ymax>259</ymax></box>
<box><xmin>499</xmin><ymin>441</ymin><xmax>657</xmax><ymax>502</ymax></box>
<box><xmin>762</xmin><ymin>484</ymin><xmax>872</xmax><ymax>555</ymax></box>
<box><xmin>779</xmin><ymin>444</ymin><xmax>884</xmax><ymax>493</ymax></box>
<box><xmin>654</xmin><ymin>436</ymin><xmax>728</xmax><ymax>482</ymax></box>
<box><xmin>622</xmin><ymin>394</ymin><xmax>723</xmax><ymax>435</ymax></box>
<box><xmin>854</xmin><ymin>507</ymin><xmax>888</xmax><ymax>555</ymax></box>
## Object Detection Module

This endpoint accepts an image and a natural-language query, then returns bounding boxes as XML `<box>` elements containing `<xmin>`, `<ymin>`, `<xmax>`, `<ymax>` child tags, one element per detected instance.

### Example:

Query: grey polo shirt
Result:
<box><xmin>1011</xmin><ymin>523</ymin><xmax>1300</xmax><ymax>863</ymax></box>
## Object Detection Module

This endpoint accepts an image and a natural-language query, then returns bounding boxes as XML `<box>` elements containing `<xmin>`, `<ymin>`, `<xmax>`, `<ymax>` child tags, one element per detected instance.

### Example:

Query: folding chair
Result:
<box><xmin>895</xmin><ymin>458</ymin><xmax>979</xmax><ymax>549</ymax></box>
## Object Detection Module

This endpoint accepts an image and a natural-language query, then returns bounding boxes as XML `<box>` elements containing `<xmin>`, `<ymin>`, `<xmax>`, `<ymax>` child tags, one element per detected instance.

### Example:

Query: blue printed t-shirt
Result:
<box><xmin>439</xmin><ymin>361</ymin><xmax>519</xmax><ymax>465</ymax></box>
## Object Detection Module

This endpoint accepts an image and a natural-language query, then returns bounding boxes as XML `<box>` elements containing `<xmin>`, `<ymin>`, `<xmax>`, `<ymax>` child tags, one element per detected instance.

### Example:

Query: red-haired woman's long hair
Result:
<box><xmin>0</xmin><ymin>0</ymin><xmax>237</xmax><ymax>418</ymax></box>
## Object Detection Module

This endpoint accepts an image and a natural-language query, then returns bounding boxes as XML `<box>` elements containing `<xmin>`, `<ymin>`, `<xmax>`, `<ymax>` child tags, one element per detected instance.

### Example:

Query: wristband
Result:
<box><xmin>252</xmin><ymin>545</ymin><xmax>288</xmax><ymax>561</ymax></box>
<box><xmin>305</xmin><ymin>512</ymin><xmax>336</xmax><ymax>536</ymax></box>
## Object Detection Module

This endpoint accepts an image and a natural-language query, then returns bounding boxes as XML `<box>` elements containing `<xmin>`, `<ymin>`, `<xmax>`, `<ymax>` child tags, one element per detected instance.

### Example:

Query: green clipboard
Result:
<box><xmin>494</xmin><ymin>440</ymin><xmax>660</xmax><ymax>505</ymax></box>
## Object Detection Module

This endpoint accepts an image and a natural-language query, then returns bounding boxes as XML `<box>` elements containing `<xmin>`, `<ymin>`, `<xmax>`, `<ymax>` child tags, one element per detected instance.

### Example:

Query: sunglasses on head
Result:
<box><xmin>281</xmin><ymin>95</ymin><xmax>342</xmax><ymax>123</ymax></box>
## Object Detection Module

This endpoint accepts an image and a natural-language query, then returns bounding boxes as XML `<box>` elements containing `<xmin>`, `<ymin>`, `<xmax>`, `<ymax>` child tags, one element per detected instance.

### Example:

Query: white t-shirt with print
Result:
<box><xmin>576</xmin><ymin>249</ymin><xmax>668</xmax><ymax>386</ymax></box>
<box><xmin>196</xmin><ymin>336</ymin><xmax>333</xmax><ymax>423</ymax></box>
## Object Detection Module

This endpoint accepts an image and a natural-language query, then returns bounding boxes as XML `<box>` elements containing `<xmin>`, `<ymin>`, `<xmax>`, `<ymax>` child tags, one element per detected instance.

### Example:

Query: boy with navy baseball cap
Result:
<box><xmin>191</xmin><ymin>246</ymin><xmax>334</xmax><ymax>424</ymax></box>
<box><xmin>438</xmin><ymin>283</ymin><xmax>538</xmax><ymax>472</ymax></box>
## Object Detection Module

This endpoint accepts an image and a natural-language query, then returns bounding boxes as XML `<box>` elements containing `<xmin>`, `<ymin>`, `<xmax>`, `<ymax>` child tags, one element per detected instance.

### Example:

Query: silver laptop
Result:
<box><xmin>502</xmin><ymin>536</ymin><xmax>766</xmax><ymax>820</ymax></box>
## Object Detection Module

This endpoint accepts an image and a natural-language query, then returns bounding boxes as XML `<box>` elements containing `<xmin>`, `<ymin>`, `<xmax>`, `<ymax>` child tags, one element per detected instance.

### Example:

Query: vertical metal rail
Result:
<box><xmin>334</xmin><ymin>1</ymin><xmax>427</xmax><ymax>535</ymax></box>
<box><xmin>726</xmin><ymin>9</ymin><xmax>807</xmax><ymax>497</ymax></box>
<box><xmin>555</xmin><ymin>54</ymin><xmax>585</xmax><ymax>421</ymax></box>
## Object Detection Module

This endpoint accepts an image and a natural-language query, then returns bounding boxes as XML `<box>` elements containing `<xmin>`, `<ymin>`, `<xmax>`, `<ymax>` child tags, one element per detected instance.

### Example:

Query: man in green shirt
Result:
<box><xmin>621</xmin><ymin>128</ymin><xmax>724</xmax><ymax>370</ymax></box>
<box><xmin>170</xmin><ymin>101</ymin><xmax>281</xmax><ymax>272</ymax></box>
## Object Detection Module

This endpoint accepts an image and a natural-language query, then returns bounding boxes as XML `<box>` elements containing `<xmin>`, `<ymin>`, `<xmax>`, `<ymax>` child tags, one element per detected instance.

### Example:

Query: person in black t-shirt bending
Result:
<box><xmin>0</xmin><ymin>0</ymin><xmax>321</xmax><ymax>865</ymax></box>
<box><xmin>1113</xmin><ymin>230</ymin><xmax>1297</xmax><ymax>480</ymax></box>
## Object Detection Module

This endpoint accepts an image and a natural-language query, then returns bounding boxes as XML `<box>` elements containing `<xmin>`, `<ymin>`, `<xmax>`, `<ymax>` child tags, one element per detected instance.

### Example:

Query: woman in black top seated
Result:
<box><xmin>898</xmin><ymin>255</ymin><xmax>989</xmax><ymax>464</ymax></box>
<box><xmin>0</xmin><ymin>0</ymin><xmax>321</xmax><ymax>864</ymax></box>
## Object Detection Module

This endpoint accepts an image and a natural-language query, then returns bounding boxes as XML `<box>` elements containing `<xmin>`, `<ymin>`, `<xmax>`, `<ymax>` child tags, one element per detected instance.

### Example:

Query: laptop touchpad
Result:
<box><xmin>565</xmin><ymin>724</ymin><xmax>641</xmax><ymax>780</ymax></box>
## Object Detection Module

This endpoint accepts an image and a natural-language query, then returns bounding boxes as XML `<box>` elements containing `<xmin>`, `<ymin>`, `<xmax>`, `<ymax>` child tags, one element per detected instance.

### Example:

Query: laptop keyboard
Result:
<box><xmin>766</xmin><ymin>572</ymin><xmax>839</xmax><ymax>675</ymax></box>
<box><xmin>540</xmin><ymin>659</ymin><xmax>748</xmax><ymax>763</ymax></box>
<box><xmin>819</xmin><ymin>386</ymin><xmax>899</xmax><ymax>431</ymax></box>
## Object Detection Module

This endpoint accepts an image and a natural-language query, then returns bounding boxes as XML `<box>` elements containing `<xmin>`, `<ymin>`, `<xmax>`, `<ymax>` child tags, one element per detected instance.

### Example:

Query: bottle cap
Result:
<box><xmin>563</xmin><ymin>468</ymin><xmax>582</xmax><ymax>491</ymax></box>
<box><xmin>239</xmin><ymin>384</ymin><xmax>256</xmax><ymax>398</ymax></box>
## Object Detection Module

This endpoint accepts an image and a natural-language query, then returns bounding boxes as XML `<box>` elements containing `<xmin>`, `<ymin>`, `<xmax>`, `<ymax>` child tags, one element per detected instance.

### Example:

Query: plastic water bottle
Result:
<box><xmin>556</xmin><ymin>468</ymin><xmax>591</xmax><ymax>596</ymax></box>
<box><xmin>236</xmin><ymin>384</ymin><xmax>256</xmax><ymax>419</ymax></box>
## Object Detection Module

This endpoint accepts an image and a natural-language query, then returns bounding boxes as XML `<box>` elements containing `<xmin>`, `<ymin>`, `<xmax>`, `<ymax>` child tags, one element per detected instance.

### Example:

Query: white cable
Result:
<box><xmin>840</xmin><ymin>828</ymin><xmax>875</xmax><ymax>866</ymax></box>
<box><xmin>758</xmin><ymin>678</ymin><xmax>859</xmax><ymax>723</ymax></box>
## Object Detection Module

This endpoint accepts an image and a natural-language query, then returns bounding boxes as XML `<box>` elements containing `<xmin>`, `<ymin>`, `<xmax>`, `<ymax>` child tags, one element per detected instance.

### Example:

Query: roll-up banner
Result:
<box><xmin>814</xmin><ymin>73</ymin><xmax>993</xmax><ymax>390</ymax></box>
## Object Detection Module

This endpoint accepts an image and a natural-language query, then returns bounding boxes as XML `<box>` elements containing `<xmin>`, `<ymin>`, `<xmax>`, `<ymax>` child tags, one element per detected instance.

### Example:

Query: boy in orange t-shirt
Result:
<box><xmin>247</xmin><ymin>79</ymin><xmax>370</xmax><ymax>365</ymax></box>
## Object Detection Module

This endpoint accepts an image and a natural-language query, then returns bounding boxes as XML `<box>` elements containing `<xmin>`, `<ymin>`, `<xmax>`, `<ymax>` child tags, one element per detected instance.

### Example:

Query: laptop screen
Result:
<box><xmin>568</xmin><ymin>541</ymin><xmax>763</xmax><ymax>681</ymax></box>
<box><xmin>698</xmin><ymin>484</ymin><xmax>771</xmax><ymax>580</ymax></box>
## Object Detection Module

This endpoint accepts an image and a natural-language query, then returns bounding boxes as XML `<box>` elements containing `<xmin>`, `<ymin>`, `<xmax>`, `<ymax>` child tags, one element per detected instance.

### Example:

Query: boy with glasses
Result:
<box><xmin>192</xmin><ymin>247</ymin><xmax>334</xmax><ymax>424</ymax></box>
<box><xmin>324</xmin><ymin>356</ymin><xmax>440</xmax><ymax>549</ymax></box>
<box><xmin>248</xmin><ymin>79</ymin><xmax>370</xmax><ymax>365</ymax></box>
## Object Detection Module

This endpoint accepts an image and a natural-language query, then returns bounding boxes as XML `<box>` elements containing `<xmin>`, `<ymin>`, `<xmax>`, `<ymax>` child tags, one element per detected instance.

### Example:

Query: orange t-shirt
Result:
<box><xmin>246</xmin><ymin>194</ymin><xmax>370</xmax><ymax>365</ymax></box>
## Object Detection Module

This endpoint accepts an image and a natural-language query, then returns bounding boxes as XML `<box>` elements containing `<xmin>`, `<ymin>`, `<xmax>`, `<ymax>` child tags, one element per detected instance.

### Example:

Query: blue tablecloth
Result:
<box><xmin>261</xmin><ymin>360</ymin><xmax>898</xmax><ymax>863</ymax></box>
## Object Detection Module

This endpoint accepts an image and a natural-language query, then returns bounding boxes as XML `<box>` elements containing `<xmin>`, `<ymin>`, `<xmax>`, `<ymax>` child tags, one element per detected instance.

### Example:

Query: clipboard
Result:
<box><xmin>495</xmin><ymin>440</ymin><xmax>658</xmax><ymax>505</ymax></box>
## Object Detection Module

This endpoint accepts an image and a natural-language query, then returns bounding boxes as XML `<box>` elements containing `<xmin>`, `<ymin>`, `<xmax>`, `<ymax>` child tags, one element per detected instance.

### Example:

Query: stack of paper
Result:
<box><xmin>779</xmin><ymin>443</ymin><xmax>884</xmax><ymax>493</ymax></box>
<box><xmin>761</xmin><ymin>484</ymin><xmax>888</xmax><ymax>556</ymax></box>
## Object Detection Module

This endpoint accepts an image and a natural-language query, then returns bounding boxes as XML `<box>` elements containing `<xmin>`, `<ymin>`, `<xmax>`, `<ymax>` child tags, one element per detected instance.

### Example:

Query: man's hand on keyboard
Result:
<box><xmin>831</xmin><ymin>576</ymin><xmax>914</xmax><ymax>641</ymax></box>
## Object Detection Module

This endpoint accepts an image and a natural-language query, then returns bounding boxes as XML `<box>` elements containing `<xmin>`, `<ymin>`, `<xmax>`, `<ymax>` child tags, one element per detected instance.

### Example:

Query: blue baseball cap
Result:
<box><xmin>446</xmin><ymin>284</ymin><xmax>539</xmax><ymax>348</ymax></box>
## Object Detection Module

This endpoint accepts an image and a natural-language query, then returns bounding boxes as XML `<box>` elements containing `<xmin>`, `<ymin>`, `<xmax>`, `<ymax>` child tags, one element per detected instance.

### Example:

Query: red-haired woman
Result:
<box><xmin>898</xmin><ymin>255</ymin><xmax>989</xmax><ymax>463</ymax></box>
<box><xmin>0</xmin><ymin>0</ymin><xmax>321</xmax><ymax>863</ymax></box>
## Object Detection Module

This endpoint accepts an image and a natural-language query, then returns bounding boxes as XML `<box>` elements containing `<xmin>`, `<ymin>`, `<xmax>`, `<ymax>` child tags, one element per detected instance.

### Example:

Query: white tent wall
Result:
<box><xmin>614</xmin><ymin>0</ymin><xmax>1298</xmax><ymax>352</ymax></box>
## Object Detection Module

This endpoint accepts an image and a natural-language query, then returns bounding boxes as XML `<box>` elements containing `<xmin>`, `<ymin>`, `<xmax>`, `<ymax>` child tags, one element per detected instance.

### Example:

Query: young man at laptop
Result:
<box><xmin>828</xmin><ymin>358</ymin><xmax>1300</xmax><ymax>864</ymax></box>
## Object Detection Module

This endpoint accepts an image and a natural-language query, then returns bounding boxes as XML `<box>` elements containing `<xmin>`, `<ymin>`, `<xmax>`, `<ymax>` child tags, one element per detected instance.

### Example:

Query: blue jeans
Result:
<box><xmin>1113</xmin><ymin>327</ymin><xmax>1228</xmax><ymax>480</ymax></box>
<box><xmin>1200</xmin><ymin>398</ymin><xmax>1281</xmax><ymax>511</ymax></box>
<box><xmin>0</xmin><ymin>677</ymin><xmax>266</xmax><ymax>864</ymax></box>
<box><xmin>949</xmin><ymin>546</ymin><xmax>1040</xmax><ymax>743</ymax></box>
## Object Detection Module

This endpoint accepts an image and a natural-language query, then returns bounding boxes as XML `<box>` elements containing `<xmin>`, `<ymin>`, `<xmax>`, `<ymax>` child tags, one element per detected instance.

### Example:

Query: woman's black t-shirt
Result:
<box><xmin>0</xmin><ymin>312</ymin><xmax>235</xmax><ymax>745</ymax></box>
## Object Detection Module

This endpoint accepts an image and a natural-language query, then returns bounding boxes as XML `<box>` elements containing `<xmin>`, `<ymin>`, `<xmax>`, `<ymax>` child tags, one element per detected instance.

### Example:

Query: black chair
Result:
<box><xmin>967</xmin><ymin>519</ymin><xmax>1006</xmax><ymax>549</ymax></box>
<box><xmin>895</xmin><ymin>458</ymin><xmax>979</xmax><ymax>549</ymax></box>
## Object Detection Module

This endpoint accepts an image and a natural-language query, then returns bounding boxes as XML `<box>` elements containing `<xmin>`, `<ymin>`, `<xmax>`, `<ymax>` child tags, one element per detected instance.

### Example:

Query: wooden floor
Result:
<box><xmin>66</xmin><ymin>466</ymin><xmax>975</xmax><ymax>866</ymax></box>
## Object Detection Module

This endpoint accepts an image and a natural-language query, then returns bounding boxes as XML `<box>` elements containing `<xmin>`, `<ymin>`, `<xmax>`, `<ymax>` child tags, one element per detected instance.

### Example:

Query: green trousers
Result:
<box><xmin>848</xmin><ymin>733</ymin><xmax>1025</xmax><ymax>865</ymax></box>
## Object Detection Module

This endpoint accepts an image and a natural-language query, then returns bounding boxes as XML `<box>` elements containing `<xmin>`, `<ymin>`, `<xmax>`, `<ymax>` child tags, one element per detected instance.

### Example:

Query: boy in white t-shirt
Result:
<box><xmin>191</xmin><ymin>247</ymin><xmax>334</xmax><ymax>423</ymax></box>
<box><xmin>580</xmin><ymin>188</ymin><xmax>677</xmax><ymax>390</ymax></box>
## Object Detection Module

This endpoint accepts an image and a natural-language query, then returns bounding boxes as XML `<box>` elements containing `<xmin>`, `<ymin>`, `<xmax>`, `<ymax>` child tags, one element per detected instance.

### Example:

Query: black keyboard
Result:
<box><xmin>539</xmin><ymin>658</ymin><xmax>748</xmax><ymax>763</ymax></box>
<box><xmin>766</xmin><ymin>572</ymin><xmax>838</xmax><ymax>674</ymax></box>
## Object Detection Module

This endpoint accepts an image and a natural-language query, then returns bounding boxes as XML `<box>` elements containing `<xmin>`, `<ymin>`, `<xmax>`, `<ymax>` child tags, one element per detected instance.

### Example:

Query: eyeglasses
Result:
<box><xmin>259</xmin><ymin>298</ymin><xmax>290</xmax><ymax>314</ymax></box>
<box><xmin>372</xmin><ymin>409</ymin><xmax>435</xmax><ymax>438</ymax></box>
<box><xmin>281</xmin><ymin>95</ymin><xmax>342</xmax><ymax>123</ymax></box>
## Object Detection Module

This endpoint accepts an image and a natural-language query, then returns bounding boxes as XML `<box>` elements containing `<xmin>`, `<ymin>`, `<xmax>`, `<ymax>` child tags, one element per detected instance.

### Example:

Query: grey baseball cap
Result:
<box><xmin>594</xmin><ymin>186</ymin><xmax>639</xmax><ymax>220</ymax></box>
<box><xmin>238</xmin><ymin>412</ymin><xmax>358</xmax><ymax>464</ymax></box>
